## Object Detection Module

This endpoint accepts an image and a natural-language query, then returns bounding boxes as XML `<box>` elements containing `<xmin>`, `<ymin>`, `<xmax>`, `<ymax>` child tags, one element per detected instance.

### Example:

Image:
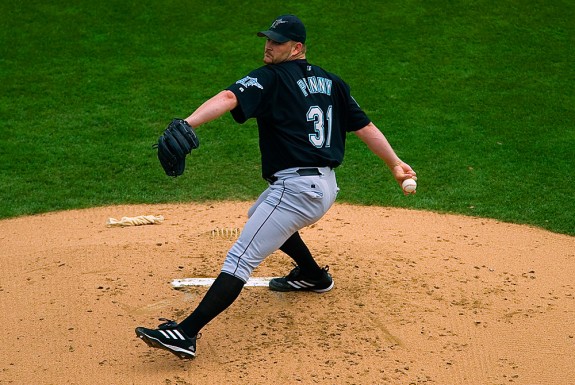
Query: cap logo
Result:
<box><xmin>270</xmin><ymin>19</ymin><xmax>288</xmax><ymax>29</ymax></box>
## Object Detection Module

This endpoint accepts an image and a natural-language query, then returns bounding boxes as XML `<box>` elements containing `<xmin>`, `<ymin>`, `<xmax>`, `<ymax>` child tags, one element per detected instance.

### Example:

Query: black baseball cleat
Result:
<box><xmin>135</xmin><ymin>318</ymin><xmax>198</xmax><ymax>359</ymax></box>
<box><xmin>269</xmin><ymin>265</ymin><xmax>334</xmax><ymax>293</ymax></box>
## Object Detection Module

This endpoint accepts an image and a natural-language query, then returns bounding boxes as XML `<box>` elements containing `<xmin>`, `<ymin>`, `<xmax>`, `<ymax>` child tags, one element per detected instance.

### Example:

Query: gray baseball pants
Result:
<box><xmin>222</xmin><ymin>166</ymin><xmax>338</xmax><ymax>282</ymax></box>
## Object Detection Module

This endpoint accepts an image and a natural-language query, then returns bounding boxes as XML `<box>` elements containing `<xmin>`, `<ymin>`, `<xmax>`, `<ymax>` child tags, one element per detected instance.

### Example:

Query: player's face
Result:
<box><xmin>263</xmin><ymin>39</ymin><xmax>298</xmax><ymax>64</ymax></box>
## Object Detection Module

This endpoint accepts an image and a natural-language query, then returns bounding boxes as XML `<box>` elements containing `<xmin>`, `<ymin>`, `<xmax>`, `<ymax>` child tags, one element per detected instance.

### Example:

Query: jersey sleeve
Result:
<box><xmin>226</xmin><ymin>67</ymin><xmax>275</xmax><ymax>124</ymax></box>
<box><xmin>339</xmin><ymin>80</ymin><xmax>371</xmax><ymax>132</ymax></box>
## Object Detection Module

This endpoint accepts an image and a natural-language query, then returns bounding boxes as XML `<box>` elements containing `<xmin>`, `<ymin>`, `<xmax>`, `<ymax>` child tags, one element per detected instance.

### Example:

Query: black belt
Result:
<box><xmin>265</xmin><ymin>168</ymin><xmax>323</xmax><ymax>184</ymax></box>
<box><xmin>296</xmin><ymin>168</ymin><xmax>322</xmax><ymax>177</ymax></box>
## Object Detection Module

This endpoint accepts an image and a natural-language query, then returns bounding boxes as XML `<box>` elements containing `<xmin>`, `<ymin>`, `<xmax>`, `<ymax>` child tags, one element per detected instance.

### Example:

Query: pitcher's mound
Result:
<box><xmin>1</xmin><ymin>202</ymin><xmax>573</xmax><ymax>384</ymax></box>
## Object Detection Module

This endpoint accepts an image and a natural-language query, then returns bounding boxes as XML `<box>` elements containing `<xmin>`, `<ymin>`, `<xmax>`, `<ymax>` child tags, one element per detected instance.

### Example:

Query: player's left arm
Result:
<box><xmin>184</xmin><ymin>90</ymin><xmax>238</xmax><ymax>128</ymax></box>
<box><xmin>354</xmin><ymin>122</ymin><xmax>417</xmax><ymax>185</ymax></box>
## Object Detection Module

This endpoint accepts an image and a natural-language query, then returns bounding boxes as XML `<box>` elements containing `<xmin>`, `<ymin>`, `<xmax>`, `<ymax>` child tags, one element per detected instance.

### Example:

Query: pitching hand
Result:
<box><xmin>391</xmin><ymin>162</ymin><xmax>417</xmax><ymax>195</ymax></box>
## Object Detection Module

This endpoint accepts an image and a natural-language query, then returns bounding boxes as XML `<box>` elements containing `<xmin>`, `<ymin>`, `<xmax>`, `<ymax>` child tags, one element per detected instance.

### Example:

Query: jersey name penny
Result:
<box><xmin>297</xmin><ymin>76</ymin><xmax>333</xmax><ymax>97</ymax></box>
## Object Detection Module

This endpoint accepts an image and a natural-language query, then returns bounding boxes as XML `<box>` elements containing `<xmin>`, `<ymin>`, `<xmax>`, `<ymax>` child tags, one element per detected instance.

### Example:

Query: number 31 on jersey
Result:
<box><xmin>307</xmin><ymin>105</ymin><xmax>332</xmax><ymax>148</ymax></box>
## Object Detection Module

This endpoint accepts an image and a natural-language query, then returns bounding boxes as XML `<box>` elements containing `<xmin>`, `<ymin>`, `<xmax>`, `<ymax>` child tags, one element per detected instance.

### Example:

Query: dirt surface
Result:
<box><xmin>1</xmin><ymin>202</ymin><xmax>574</xmax><ymax>385</ymax></box>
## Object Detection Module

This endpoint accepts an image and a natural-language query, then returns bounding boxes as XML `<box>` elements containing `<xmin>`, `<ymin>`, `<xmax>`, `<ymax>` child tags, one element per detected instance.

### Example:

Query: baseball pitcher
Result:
<box><xmin>137</xmin><ymin>14</ymin><xmax>417</xmax><ymax>359</ymax></box>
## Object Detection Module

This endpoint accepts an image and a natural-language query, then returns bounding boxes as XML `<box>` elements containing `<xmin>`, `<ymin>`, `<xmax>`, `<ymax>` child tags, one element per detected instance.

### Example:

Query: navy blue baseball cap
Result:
<box><xmin>257</xmin><ymin>15</ymin><xmax>306</xmax><ymax>43</ymax></box>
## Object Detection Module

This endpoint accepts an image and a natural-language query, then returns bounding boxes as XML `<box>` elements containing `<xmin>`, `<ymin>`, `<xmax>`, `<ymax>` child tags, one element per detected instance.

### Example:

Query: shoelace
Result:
<box><xmin>158</xmin><ymin>318</ymin><xmax>178</xmax><ymax>328</ymax></box>
<box><xmin>157</xmin><ymin>318</ymin><xmax>201</xmax><ymax>339</ymax></box>
<box><xmin>286</xmin><ymin>264</ymin><xmax>330</xmax><ymax>280</ymax></box>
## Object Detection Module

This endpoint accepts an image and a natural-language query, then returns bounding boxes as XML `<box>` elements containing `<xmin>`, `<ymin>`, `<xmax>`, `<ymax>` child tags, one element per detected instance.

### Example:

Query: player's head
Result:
<box><xmin>258</xmin><ymin>15</ymin><xmax>307</xmax><ymax>64</ymax></box>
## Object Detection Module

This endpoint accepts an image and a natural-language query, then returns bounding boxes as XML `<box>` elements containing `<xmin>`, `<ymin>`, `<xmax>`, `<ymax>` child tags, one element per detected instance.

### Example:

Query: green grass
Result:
<box><xmin>0</xmin><ymin>0</ymin><xmax>573</xmax><ymax>235</ymax></box>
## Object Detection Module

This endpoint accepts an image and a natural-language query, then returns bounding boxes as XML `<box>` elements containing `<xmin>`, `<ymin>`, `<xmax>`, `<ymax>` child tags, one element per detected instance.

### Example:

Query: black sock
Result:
<box><xmin>279</xmin><ymin>231</ymin><xmax>322</xmax><ymax>278</ymax></box>
<box><xmin>179</xmin><ymin>272</ymin><xmax>244</xmax><ymax>337</ymax></box>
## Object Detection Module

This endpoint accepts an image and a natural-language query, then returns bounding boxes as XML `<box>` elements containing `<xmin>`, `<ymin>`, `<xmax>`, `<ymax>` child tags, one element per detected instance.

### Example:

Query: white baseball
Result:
<box><xmin>402</xmin><ymin>178</ymin><xmax>417</xmax><ymax>193</ymax></box>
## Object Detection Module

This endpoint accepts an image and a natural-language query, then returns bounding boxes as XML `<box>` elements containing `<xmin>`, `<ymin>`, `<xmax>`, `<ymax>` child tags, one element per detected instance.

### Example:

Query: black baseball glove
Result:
<box><xmin>153</xmin><ymin>118</ymin><xmax>200</xmax><ymax>177</ymax></box>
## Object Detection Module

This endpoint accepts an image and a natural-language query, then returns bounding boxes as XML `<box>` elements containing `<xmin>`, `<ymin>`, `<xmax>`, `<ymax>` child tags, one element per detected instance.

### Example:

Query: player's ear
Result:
<box><xmin>292</xmin><ymin>41</ymin><xmax>304</xmax><ymax>55</ymax></box>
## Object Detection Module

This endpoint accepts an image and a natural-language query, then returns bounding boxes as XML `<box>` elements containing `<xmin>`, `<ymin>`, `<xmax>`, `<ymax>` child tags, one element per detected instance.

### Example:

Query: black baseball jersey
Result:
<box><xmin>226</xmin><ymin>59</ymin><xmax>371</xmax><ymax>180</ymax></box>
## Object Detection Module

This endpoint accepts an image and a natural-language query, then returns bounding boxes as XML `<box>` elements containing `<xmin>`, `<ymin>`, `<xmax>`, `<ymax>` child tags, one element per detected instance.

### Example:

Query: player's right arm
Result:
<box><xmin>185</xmin><ymin>90</ymin><xmax>238</xmax><ymax>128</ymax></box>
